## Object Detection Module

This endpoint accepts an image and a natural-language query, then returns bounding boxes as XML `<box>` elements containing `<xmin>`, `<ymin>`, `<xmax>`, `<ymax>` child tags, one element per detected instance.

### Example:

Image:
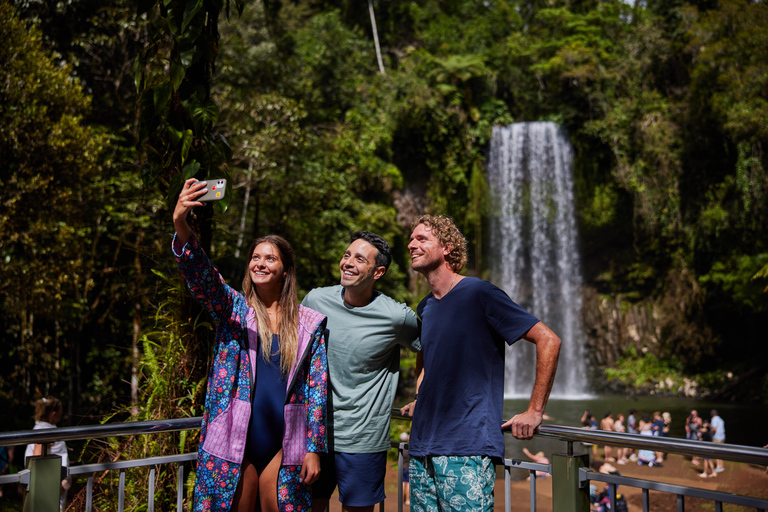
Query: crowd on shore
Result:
<box><xmin>580</xmin><ymin>408</ymin><xmax>726</xmax><ymax>478</ymax></box>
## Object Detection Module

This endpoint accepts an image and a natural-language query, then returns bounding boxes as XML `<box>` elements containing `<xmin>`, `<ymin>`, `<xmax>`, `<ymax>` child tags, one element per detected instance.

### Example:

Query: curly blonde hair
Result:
<box><xmin>412</xmin><ymin>215</ymin><xmax>468</xmax><ymax>272</ymax></box>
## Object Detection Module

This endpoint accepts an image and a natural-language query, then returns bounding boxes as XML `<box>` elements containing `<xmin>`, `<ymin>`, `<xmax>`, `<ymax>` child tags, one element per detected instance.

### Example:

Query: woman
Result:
<box><xmin>24</xmin><ymin>397</ymin><xmax>71</xmax><ymax>511</ymax></box>
<box><xmin>636</xmin><ymin>415</ymin><xmax>659</xmax><ymax>467</ymax></box>
<box><xmin>173</xmin><ymin>179</ymin><xmax>328</xmax><ymax>512</ymax></box>
<box><xmin>614</xmin><ymin>414</ymin><xmax>629</xmax><ymax>464</ymax></box>
<box><xmin>697</xmin><ymin>424</ymin><xmax>717</xmax><ymax>478</ymax></box>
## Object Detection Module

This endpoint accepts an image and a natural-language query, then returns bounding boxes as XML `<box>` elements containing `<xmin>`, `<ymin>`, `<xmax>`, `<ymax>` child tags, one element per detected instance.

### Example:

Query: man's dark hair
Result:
<box><xmin>350</xmin><ymin>231</ymin><xmax>392</xmax><ymax>272</ymax></box>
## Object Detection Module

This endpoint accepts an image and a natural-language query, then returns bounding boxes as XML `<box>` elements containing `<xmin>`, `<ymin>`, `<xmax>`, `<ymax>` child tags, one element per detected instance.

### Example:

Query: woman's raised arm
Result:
<box><xmin>173</xmin><ymin>178</ymin><xmax>208</xmax><ymax>246</ymax></box>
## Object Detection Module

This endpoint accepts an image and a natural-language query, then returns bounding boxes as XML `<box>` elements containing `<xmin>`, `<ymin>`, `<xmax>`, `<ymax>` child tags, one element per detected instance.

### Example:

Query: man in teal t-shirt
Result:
<box><xmin>304</xmin><ymin>231</ymin><xmax>420</xmax><ymax>512</ymax></box>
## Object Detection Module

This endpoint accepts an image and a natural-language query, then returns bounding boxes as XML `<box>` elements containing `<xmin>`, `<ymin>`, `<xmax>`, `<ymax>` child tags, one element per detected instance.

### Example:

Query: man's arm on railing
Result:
<box><xmin>501</xmin><ymin>322</ymin><xmax>561</xmax><ymax>440</ymax></box>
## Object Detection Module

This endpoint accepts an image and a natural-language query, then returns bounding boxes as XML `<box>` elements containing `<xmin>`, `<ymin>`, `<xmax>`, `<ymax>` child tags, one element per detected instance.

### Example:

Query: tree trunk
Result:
<box><xmin>131</xmin><ymin>230</ymin><xmax>146</xmax><ymax>417</ymax></box>
<box><xmin>368</xmin><ymin>0</ymin><xmax>385</xmax><ymax>75</ymax></box>
<box><xmin>235</xmin><ymin>162</ymin><xmax>253</xmax><ymax>259</ymax></box>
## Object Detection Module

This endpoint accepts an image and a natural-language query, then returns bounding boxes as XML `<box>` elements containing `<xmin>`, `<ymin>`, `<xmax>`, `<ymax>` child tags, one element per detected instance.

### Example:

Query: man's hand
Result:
<box><xmin>401</xmin><ymin>363</ymin><xmax>424</xmax><ymax>419</ymax></box>
<box><xmin>504</xmin><ymin>322</ymin><xmax>560</xmax><ymax>441</ymax></box>
<box><xmin>502</xmin><ymin>410</ymin><xmax>543</xmax><ymax>440</ymax></box>
<box><xmin>300</xmin><ymin>452</ymin><xmax>321</xmax><ymax>485</ymax></box>
<box><xmin>400</xmin><ymin>401</ymin><xmax>417</xmax><ymax>418</ymax></box>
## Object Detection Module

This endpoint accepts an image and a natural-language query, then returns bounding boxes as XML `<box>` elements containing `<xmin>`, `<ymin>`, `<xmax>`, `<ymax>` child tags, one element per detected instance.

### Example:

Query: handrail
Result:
<box><xmin>3</xmin><ymin>411</ymin><xmax>767</xmax><ymax>467</ymax></box>
<box><xmin>581</xmin><ymin>468</ymin><xmax>768</xmax><ymax>510</ymax></box>
<box><xmin>0</xmin><ymin>417</ymin><xmax>202</xmax><ymax>447</ymax></box>
<box><xmin>5</xmin><ymin>410</ymin><xmax>768</xmax><ymax>512</ymax></box>
<box><xmin>534</xmin><ymin>424</ymin><xmax>768</xmax><ymax>466</ymax></box>
<box><xmin>397</xmin><ymin>408</ymin><xmax>768</xmax><ymax>467</ymax></box>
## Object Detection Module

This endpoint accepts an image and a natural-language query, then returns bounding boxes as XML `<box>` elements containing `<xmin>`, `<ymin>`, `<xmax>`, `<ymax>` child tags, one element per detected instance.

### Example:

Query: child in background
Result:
<box><xmin>24</xmin><ymin>397</ymin><xmax>71</xmax><ymax>511</ymax></box>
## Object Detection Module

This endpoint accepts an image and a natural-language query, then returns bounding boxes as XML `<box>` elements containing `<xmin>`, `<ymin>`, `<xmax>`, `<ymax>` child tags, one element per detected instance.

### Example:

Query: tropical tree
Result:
<box><xmin>0</xmin><ymin>2</ymin><xmax>140</xmax><ymax>424</ymax></box>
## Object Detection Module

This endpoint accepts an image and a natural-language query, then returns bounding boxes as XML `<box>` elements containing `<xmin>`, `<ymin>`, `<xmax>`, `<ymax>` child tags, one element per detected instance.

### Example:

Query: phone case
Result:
<box><xmin>199</xmin><ymin>179</ymin><xmax>227</xmax><ymax>201</ymax></box>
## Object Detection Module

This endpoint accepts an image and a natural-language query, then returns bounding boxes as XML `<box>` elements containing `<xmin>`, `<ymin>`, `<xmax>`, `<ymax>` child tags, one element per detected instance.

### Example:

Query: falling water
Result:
<box><xmin>487</xmin><ymin>122</ymin><xmax>591</xmax><ymax>399</ymax></box>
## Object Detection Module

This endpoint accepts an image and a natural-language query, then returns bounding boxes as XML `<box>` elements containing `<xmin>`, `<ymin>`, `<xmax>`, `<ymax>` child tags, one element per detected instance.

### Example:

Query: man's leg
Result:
<box><xmin>409</xmin><ymin>456</ymin><xmax>438</xmax><ymax>512</ymax></box>
<box><xmin>335</xmin><ymin>452</ymin><xmax>388</xmax><ymax>512</ymax></box>
<box><xmin>431</xmin><ymin>456</ymin><xmax>495</xmax><ymax>512</ymax></box>
<box><xmin>713</xmin><ymin>439</ymin><xmax>725</xmax><ymax>471</ymax></box>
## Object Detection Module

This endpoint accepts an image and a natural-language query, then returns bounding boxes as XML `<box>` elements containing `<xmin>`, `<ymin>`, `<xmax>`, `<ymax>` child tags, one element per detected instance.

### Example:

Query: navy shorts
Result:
<box><xmin>313</xmin><ymin>451</ymin><xmax>387</xmax><ymax>507</ymax></box>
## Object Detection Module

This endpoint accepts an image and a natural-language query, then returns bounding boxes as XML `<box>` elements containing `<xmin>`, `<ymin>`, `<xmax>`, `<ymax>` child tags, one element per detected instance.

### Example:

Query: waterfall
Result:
<box><xmin>487</xmin><ymin>122</ymin><xmax>591</xmax><ymax>399</ymax></box>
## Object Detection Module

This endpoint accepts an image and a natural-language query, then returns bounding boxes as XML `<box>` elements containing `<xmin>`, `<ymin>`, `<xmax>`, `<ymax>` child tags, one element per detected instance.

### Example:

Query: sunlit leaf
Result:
<box><xmin>180</xmin><ymin>129</ymin><xmax>194</xmax><ymax>163</ymax></box>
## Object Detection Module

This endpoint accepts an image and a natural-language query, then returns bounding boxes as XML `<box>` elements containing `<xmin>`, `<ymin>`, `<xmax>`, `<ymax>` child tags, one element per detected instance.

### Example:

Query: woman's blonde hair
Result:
<box><xmin>412</xmin><ymin>214</ymin><xmax>468</xmax><ymax>272</ymax></box>
<box><xmin>34</xmin><ymin>397</ymin><xmax>62</xmax><ymax>422</ymax></box>
<box><xmin>241</xmin><ymin>235</ymin><xmax>299</xmax><ymax>376</ymax></box>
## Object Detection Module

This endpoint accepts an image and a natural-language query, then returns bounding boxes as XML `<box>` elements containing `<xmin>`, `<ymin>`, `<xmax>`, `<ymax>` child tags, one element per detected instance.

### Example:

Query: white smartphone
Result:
<box><xmin>197</xmin><ymin>179</ymin><xmax>227</xmax><ymax>202</ymax></box>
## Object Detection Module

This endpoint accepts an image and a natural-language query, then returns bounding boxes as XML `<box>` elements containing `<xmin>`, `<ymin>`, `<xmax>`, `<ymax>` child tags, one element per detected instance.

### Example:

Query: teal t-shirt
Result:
<box><xmin>302</xmin><ymin>285</ymin><xmax>420</xmax><ymax>452</ymax></box>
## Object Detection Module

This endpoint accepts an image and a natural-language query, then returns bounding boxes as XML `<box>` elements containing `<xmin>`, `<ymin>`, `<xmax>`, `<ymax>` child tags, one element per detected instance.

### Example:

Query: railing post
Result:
<box><xmin>551</xmin><ymin>451</ymin><xmax>590</xmax><ymax>512</ymax></box>
<box><xmin>23</xmin><ymin>455</ymin><xmax>62</xmax><ymax>512</ymax></box>
<box><xmin>397</xmin><ymin>443</ymin><xmax>404</xmax><ymax>512</ymax></box>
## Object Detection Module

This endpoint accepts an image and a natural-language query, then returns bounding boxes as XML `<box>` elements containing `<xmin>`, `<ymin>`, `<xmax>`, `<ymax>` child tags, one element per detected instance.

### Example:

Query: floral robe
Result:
<box><xmin>173</xmin><ymin>234</ymin><xmax>328</xmax><ymax>512</ymax></box>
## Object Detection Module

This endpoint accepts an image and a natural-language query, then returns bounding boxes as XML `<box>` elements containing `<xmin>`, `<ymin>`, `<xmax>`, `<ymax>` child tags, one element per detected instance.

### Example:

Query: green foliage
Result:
<box><xmin>699</xmin><ymin>253</ymin><xmax>768</xmax><ymax>312</ymax></box>
<box><xmin>0</xmin><ymin>2</ymin><xmax>139</xmax><ymax>422</ymax></box>
<box><xmin>687</xmin><ymin>0</ymin><xmax>768</xmax><ymax>142</ymax></box>
<box><xmin>754</xmin><ymin>262</ymin><xmax>768</xmax><ymax>293</ymax></box>
<box><xmin>86</xmin><ymin>269</ymin><xmax>210</xmax><ymax>511</ymax></box>
<box><xmin>212</xmin><ymin>1</ymin><xmax>413</xmax><ymax>300</ymax></box>
<box><xmin>5</xmin><ymin>0</ymin><xmax>768</xmax><ymax>445</ymax></box>
<box><xmin>290</xmin><ymin>10</ymin><xmax>375</xmax><ymax>122</ymax></box>
<box><xmin>604</xmin><ymin>346</ymin><xmax>685</xmax><ymax>389</ymax></box>
<box><xmin>136</xmin><ymin>0</ymin><xmax>244</xmax><ymax>208</ymax></box>
<box><xmin>696</xmin><ymin>369</ymin><xmax>736</xmax><ymax>393</ymax></box>
<box><xmin>580</xmin><ymin>183</ymin><xmax>619</xmax><ymax>229</ymax></box>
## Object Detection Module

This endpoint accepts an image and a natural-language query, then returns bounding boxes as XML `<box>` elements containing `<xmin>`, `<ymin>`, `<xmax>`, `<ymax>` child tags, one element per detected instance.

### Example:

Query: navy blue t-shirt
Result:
<box><xmin>408</xmin><ymin>277</ymin><xmax>538</xmax><ymax>459</ymax></box>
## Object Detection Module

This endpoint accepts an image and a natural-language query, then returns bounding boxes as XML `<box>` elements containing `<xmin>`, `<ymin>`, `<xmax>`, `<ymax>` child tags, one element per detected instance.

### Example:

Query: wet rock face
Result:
<box><xmin>582</xmin><ymin>287</ymin><xmax>657</xmax><ymax>365</ymax></box>
<box><xmin>580</xmin><ymin>284</ymin><xmax>712</xmax><ymax>397</ymax></box>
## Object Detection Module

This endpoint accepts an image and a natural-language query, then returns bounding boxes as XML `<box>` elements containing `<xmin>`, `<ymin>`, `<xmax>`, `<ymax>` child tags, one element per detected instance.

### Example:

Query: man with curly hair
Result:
<box><xmin>401</xmin><ymin>214</ymin><xmax>561</xmax><ymax>511</ymax></box>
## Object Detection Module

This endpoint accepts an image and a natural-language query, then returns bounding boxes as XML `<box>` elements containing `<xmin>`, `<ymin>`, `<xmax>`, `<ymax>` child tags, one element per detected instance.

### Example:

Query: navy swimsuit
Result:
<box><xmin>246</xmin><ymin>334</ymin><xmax>287</xmax><ymax>472</ymax></box>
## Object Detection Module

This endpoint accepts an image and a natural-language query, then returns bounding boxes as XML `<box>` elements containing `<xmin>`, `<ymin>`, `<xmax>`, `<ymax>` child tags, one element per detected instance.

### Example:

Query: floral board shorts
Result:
<box><xmin>409</xmin><ymin>455</ymin><xmax>495</xmax><ymax>512</ymax></box>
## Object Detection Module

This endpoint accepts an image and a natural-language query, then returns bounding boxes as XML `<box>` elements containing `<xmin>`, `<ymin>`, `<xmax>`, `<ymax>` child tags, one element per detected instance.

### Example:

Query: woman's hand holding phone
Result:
<box><xmin>173</xmin><ymin>179</ymin><xmax>208</xmax><ymax>247</ymax></box>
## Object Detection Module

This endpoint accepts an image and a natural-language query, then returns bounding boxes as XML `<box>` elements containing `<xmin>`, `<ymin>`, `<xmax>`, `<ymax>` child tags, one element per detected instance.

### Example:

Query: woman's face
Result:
<box><xmin>248</xmin><ymin>242</ymin><xmax>285</xmax><ymax>292</ymax></box>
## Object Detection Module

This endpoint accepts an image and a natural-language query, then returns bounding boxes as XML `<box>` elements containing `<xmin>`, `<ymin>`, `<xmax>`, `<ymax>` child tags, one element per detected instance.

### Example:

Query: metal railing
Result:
<box><xmin>533</xmin><ymin>424</ymin><xmax>768</xmax><ymax>512</ymax></box>
<box><xmin>0</xmin><ymin>418</ymin><xmax>200</xmax><ymax>512</ymax></box>
<box><xmin>2</xmin><ymin>412</ymin><xmax>767</xmax><ymax>512</ymax></box>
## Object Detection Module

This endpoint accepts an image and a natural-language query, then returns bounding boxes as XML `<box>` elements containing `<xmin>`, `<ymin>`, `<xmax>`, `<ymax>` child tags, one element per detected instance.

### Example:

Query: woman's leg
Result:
<box><xmin>259</xmin><ymin>450</ymin><xmax>283</xmax><ymax>512</ymax></box>
<box><xmin>233</xmin><ymin>457</ymin><xmax>259</xmax><ymax>512</ymax></box>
